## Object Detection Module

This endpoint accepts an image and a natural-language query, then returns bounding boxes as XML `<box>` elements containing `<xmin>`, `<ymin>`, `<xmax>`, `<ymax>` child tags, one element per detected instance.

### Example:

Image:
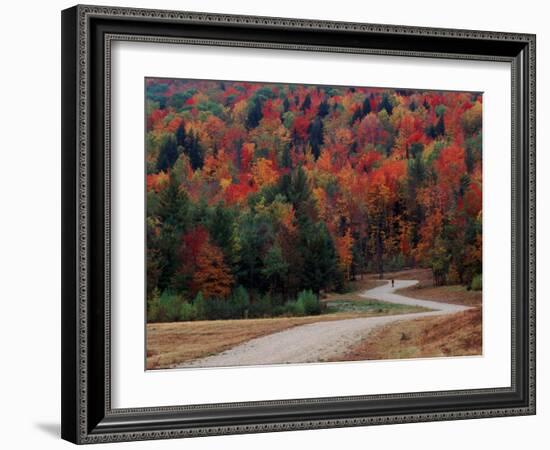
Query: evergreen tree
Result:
<box><xmin>435</xmin><ymin>113</ymin><xmax>445</xmax><ymax>137</ymax></box>
<box><xmin>262</xmin><ymin>244</ymin><xmax>289</xmax><ymax>294</ymax></box>
<box><xmin>318</xmin><ymin>100</ymin><xmax>330</xmax><ymax>118</ymax></box>
<box><xmin>362</xmin><ymin>96</ymin><xmax>371</xmax><ymax>115</ymax></box>
<box><xmin>176</xmin><ymin>122</ymin><xmax>186</xmax><ymax>147</ymax></box>
<box><xmin>155</xmin><ymin>173</ymin><xmax>191</xmax><ymax>291</ymax></box>
<box><xmin>246</xmin><ymin>97</ymin><xmax>263</xmax><ymax>129</ymax></box>
<box><xmin>350</xmin><ymin>108</ymin><xmax>362</xmax><ymax>125</ymax></box>
<box><xmin>283</xmin><ymin>97</ymin><xmax>290</xmax><ymax>113</ymax></box>
<box><xmin>156</xmin><ymin>135</ymin><xmax>179</xmax><ymax>172</ymax></box>
<box><xmin>287</xmin><ymin>166</ymin><xmax>315</xmax><ymax>221</ymax></box>
<box><xmin>301</xmin><ymin>94</ymin><xmax>312</xmax><ymax>111</ymax></box>
<box><xmin>300</xmin><ymin>221</ymin><xmax>337</xmax><ymax>297</ymax></box>
<box><xmin>308</xmin><ymin>117</ymin><xmax>324</xmax><ymax>160</ymax></box>
<box><xmin>378</xmin><ymin>93</ymin><xmax>394</xmax><ymax>115</ymax></box>
<box><xmin>183</xmin><ymin>132</ymin><xmax>204</xmax><ymax>170</ymax></box>
<box><xmin>281</xmin><ymin>144</ymin><xmax>293</xmax><ymax>169</ymax></box>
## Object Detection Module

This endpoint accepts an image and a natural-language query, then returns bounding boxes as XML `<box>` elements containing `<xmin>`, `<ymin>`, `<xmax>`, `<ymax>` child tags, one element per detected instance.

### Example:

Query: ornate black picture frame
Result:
<box><xmin>61</xmin><ymin>4</ymin><xmax>536</xmax><ymax>444</ymax></box>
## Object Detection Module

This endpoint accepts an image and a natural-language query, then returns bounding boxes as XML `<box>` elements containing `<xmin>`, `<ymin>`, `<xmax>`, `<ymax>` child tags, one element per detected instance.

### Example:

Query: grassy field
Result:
<box><xmin>146</xmin><ymin>298</ymin><xmax>425</xmax><ymax>369</ymax></box>
<box><xmin>331</xmin><ymin>307</ymin><xmax>482</xmax><ymax>362</ymax></box>
<box><xmin>397</xmin><ymin>284</ymin><xmax>482</xmax><ymax>306</ymax></box>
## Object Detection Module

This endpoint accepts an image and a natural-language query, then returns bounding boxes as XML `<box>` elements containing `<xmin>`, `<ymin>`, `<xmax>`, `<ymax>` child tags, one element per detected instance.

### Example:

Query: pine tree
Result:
<box><xmin>301</xmin><ymin>94</ymin><xmax>312</xmax><ymax>111</ymax></box>
<box><xmin>378</xmin><ymin>93</ymin><xmax>394</xmax><ymax>115</ymax></box>
<box><xmin>318</xmin><ymin>100</ymin><xmax>330</xmax><ymax>118</ymax></box>
<box><xmin>184</xmin><ymin>132</ymin><xmax>204</xmax><ymax>170</ymax></box>
<box><xmin>362</xmin><ymin>96</ymin><xmax>371</xmax><ymax>115</ymax></box>
<box><xmin>176</xmin><ymin>121</ymin><xmax>186</xmax><ymax>147</ymax></box>
<box><xmin>308</xmin><ymin>117</ymin><xmax>324</xmax><ymax>160</ymax></box>
<box><xmin>262</xmin><ymin>244</ymin><xmax>289</xmax><ymax>293</ymax></box>
<box><xmin>246</xmin><ymin>97</ymin><xmax>263</xmax><ymax>129</ymax></box>
<box><xmin>283</xmin><ymin>97</ymin><xmax>290</xmax><ymax>113</ymax></box>
<box><xmin>350</xmin><ymin>108</ymin><xmax>362</xmax><ymax>125</ymax></box>
<box><xmin>300</xmin><ymin>221</ymin><xmax>337</xmax><ymax>297</ymax></box>
<box><xmin>435</xmin><ymin>113</ymin><xmax>445</xmax><ymax>137</ymax></box>
<box><xmin>156</xmin><ymin>136</ymin><xmax>179</xmax><ymax>171</ymax></box>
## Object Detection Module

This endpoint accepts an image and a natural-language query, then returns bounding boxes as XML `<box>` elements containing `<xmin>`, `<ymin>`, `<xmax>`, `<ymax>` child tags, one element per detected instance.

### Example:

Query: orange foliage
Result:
<box><xmin>146</xmin><ymin>171</ymin><xmax>169</xmax><ymax>192</ymax></box>
<box><xmin>252</xmin><ymin>158</ymin><xmax>279</xmax><ymax>188</ymax></box>
<box><xmin>192</xmin><ymin>240</ymin><xmax>234</xmax><ymax>298</ymax></box>
<box><xmin>436</xmin><ymin>144</ymin><xmax>467</xmax><ymax>189</ymax></box>
<box><xmin>335</xmin><ymin>230</ymin><xmax>354</xmax><ymax>280</ymax></box>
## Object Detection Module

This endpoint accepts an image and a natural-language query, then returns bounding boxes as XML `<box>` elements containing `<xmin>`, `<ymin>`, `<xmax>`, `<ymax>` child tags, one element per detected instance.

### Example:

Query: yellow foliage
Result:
<box><xmin>252</xmin><ymin>158</ymin><xmax>279</xmax><ymax>188</ymax></box>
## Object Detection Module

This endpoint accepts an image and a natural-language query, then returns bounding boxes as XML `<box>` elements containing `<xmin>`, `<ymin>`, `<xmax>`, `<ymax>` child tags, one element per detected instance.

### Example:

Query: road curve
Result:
<box><xmin>174</xmin><ymin>280</ymin><xmax>471</xmax><ymax>369</ymax></box>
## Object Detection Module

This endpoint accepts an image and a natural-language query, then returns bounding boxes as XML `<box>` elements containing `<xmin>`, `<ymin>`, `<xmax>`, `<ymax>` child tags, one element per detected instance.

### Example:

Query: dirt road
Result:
<box><xmin>175</xmin><ymin>280</ymin><xmax>471</xmax><ymax>368</ymax></box>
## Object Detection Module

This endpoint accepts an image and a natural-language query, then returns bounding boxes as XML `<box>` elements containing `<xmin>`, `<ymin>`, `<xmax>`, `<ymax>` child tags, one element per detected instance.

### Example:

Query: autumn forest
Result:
<box><xmin>145</xmin><ymin>78</ymin><xmax>482</xmax><ymax>323</ymax></box>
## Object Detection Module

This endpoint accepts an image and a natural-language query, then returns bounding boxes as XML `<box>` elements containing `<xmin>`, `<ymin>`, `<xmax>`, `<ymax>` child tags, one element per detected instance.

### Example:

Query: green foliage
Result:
<box><xmin>146</xmin><ymin>82</ymin><xmax>169</xmax><ymax>108</ymax></box>
<box><xmin>246</xmin><ymin>97</ymin><xmax>263</xmax><ymax>129</ymax></box>
<box><xmin>262</xmin><ymin>244</ymin><xmax>289</xmax><ymax>291</ymax></box>
<box><xmin>300</xmin><ymin>221</ymin><xmax>337</xmax><ymax>295</ymax></box>
<box><xmin>159</xmin><ymin>291</ymin><xmax>184</xmax><ymax>322</ymax></box>
<box><xmin>167</xmin><ymin>89</ymin><xmax>197</xmax><ymax>110</ymax></box>
<box><xmin>362</xmin><ymin>96</ymin><xmax>371</xmax><ymax>115</ymax></box>
<box><xmin>229</xmin><ymin>285</ymin><xmax>250</xmax><ymax>318</ymax></box>
<box><xmin>181</xmin><ymin>131</ymin><xmax>204</xmax><ymax>170</ymax></box>
<box><xmin>147</xmin><ymin>288</ymin><xmax>161</xmax><ymax>322</ymax></box>
<box><xmin>248</xmin><ymin>294</ymin><xmax>273</xmax><ymax>318</ymax></box>
<box><xmin>179</xmin><ymin>302</ymin><xmax>197</xmax><ymax>321</ymax></box>
<box><xmin>156</xmin><ymin>135</ymin><xmax>179</xmax><ymax>172</ymax></box>
<box><xmin>296</xmin><ymin>290</ymin><xmax>321</xmax><ymax>315</ymax></box>
<box><xmin>471</xmin><ymin>273</ymin><xmax>482</xmax><ymax>291</ymax></box>
<box><xmin>197</xmin><ymin>100</ymin><xmax>225</xmax><ymax>118</ymax></box>
<box><xmin>435</xmin><ymin>104</ymin><xmax>446</xmax><ymax>117</ymax></box>
<box><xmin>194</xmin><ymin>292</ymin><xmax>207</xmax><ymax>320</ymax></box>
<box><xmin>378</xmin><ymin>93</ymin><xmax>394</xmax><ymax>115</ymax></box>
<box><xmin>309</xmin><ymin>117</ymin><xmax>324</xmax><ymax>159</ymax></box>
<box><xmin>435</xmin><ymin>113</ymin><xmax>445</xmax><ymax>137</ymax></box>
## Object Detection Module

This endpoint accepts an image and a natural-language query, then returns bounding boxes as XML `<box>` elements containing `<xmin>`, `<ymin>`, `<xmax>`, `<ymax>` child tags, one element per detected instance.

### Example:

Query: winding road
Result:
<box><xmin>175</xmin><ymin>280</ymin><xmax>471</xmax><ymax>368</ymax></box>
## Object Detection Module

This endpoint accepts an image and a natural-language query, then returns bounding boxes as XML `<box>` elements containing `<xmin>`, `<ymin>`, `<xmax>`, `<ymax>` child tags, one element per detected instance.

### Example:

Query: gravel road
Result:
<box><xmin>175</xmin><ymin>280</ymin><xmax>471</xmax><ymax>368</ymax></box>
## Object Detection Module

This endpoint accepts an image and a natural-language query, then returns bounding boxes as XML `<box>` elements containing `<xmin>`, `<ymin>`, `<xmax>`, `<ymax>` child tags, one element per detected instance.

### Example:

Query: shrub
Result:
<box><xmin>285</xmin><ymin>300</ymin><xmax>304</xmax><ymax>317</ymax></box>
<box><xmin>471</xmin><ymin>273</ymin><xmax>482</xmax><ymax>291</ymax></box>
<box><xmin>147</xmin><ymin>288</ymin><xmax>161</xmax><ymax>322</ymax></box>
<box><xmin>159</xmin><ymin>291</ymin><xmax>183</xmax><ymax>322</ymax></box>
<box><xmin>179</xmin><ymin>302</ymin><xmax>197</xmax><ymax>321</ymax></box>
<box><xmin>296</xmin><ymin>290</ymin><xmax>321</xmax><ymax>316</ymax></box>
<box><xmin>194</xmin><ymin>292</ymin><xmax>207</xmax><ymax>320</ymax></box>
<box><xmin>249</xmin><ymin>294</ymin><xmax>273</xmax><ymax>318</ymax></box>
<box><xmin>271</xmin><ymin>305</ymin><xmax>287</xmax><ymax>317</ymax></box>
<box><xmin>229</xmin><ymin>285</ymin><xmax>250</xmax><ymax>318</ymax></box>
<box><xmin>202</xmin><ymin>297</ymin><xmax>234</xmax><ymax>320</ymax></box>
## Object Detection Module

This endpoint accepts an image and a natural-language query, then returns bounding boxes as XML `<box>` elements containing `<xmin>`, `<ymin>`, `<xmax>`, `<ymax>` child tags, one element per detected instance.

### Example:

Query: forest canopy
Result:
<box><xmin>145</xmin><ymin>78</ymin><xmax>482</xmax><ymax>322</ymax></box>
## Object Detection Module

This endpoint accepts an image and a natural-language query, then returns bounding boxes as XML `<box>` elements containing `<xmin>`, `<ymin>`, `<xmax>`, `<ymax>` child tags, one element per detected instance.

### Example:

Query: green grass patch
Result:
<box><xmin>325</xmin><ymin>298</ymin><xmax>425</xmax><ymax>315</ymax></box>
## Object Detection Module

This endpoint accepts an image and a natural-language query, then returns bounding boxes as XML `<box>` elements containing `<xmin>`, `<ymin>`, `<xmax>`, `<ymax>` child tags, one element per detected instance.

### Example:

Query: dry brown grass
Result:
<box><xmin>146</xmin><ymin>304</ymin><xmax>422</xmax><ymax>369</ymax></box>
<box><xmin>397</xmin><ymin>284</ymin><xmax>482</xmax><ymax>306</ymax></box>
<box><xmin>333</xmin><ymin>307</ymin><xmax>482</xmax><ymax>362</ymax></box>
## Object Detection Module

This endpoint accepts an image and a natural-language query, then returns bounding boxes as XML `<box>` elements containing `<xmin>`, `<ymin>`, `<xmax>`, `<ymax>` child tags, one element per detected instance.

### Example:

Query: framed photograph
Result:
<box><xmin>61</xmin><ymin>4</ymin><xmax>536</xmax><ymax>444</ymax></box>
